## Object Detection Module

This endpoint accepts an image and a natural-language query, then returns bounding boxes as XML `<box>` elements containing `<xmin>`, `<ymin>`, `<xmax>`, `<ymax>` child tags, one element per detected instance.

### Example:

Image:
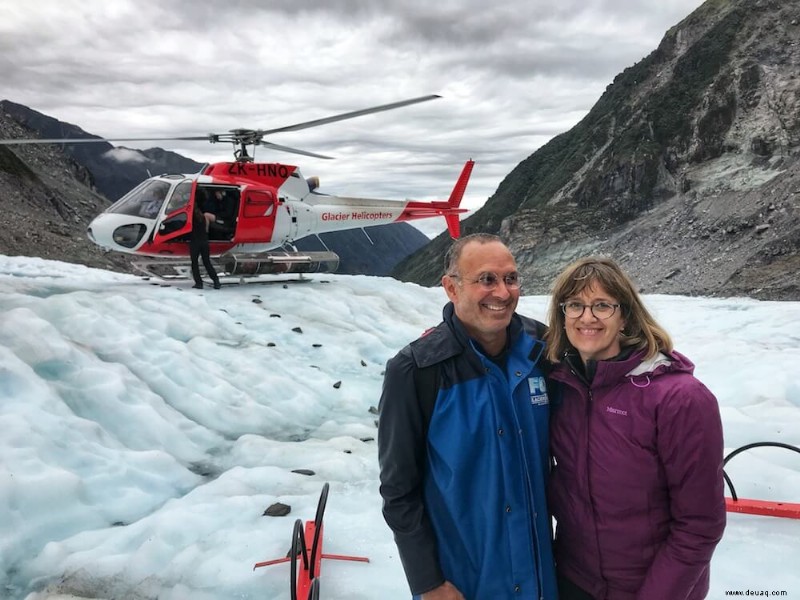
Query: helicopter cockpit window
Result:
<box><xmin>165</xmin><ymin>180</ymin><xmax>192</xmax><ymax>214</ymax></box>
<box><xmin>107</xmin><ymin>180</ymin><xmax>172</xmax><ymax>219</ymax></box>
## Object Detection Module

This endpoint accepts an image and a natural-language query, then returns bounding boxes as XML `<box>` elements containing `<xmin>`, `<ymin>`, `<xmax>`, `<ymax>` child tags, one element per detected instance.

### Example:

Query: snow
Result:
<box><xmin>1</xmin><ymin>255</ymin><xmax>799</xmax><ymax>600</ymax></box>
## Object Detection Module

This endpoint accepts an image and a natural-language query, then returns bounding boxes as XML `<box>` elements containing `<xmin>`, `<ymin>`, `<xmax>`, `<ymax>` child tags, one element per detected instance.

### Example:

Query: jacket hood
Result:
<box><xmin>595</xmin><ymin>350</ymin><xmax>694</xmax><ymax>385</ymax></box>
<box><xmin>559</xmin><ymin>348</ymin><xmax>697</xmax><ymax>390</ymax></box>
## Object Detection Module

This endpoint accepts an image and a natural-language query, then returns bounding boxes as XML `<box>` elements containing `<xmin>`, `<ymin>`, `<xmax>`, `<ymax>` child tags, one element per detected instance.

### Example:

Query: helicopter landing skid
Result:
<box><xmin>132</xmin><ymin>259</ymin><xmax>219</xmax><ymax>281</ymax></box>
<box><xmin>132</xmin><ymin>250</ymin><xmax>339</xmax><ymax>284</ymax></box>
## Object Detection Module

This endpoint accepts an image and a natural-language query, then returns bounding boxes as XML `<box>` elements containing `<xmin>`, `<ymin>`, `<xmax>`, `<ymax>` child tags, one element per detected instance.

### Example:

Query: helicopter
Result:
<box><xmin>0</xmin><ymin>95</ymin><xmax>473</xmax><ymax>281</ymax></box>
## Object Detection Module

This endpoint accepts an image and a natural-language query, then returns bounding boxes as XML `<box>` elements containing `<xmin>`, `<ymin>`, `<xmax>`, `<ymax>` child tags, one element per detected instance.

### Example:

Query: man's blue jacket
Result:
<box><xmin>378</xmin><ymin>303</ymin><xmax>557</xmax><ymax>599</ymax></box>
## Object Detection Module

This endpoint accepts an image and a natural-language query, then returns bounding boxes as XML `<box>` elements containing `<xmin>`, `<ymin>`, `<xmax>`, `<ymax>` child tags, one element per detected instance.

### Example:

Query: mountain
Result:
<box><xmin>0</xmin><ymin>109</ymin><xmax>134</xmax><ymax>273</ymax></box>
<box><xmin>393</xmin><ymin>0</ymin><xmax>800</xmax><ymax>301</ymax></box>
<box><xmin>294</xmin><ymin>225</ymin><xmax>430</xmax><ymax>275</ymax></box>
<box><xmin>0</xmin><ymin>102</ymin><xmax>429</xmax><ymax>277</ymax></box>
<box><xmin>1</xmin><ymin>100</ymin><xmax>205</xmax><ymax>203</ymax></box>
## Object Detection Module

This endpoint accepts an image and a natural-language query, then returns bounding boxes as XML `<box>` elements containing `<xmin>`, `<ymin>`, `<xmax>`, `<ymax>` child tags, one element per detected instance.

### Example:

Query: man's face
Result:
<box><xmin>442</xmin><ymin>241</ymin><xmax>520</xmax><ymax>346</ymax></box>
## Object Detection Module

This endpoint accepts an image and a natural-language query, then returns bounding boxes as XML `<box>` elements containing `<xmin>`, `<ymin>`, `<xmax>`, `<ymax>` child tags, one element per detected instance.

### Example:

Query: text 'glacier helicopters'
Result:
<box><xmin>0</xmin><ymin>94</ymin><xmax>473</xmax><ymax>281</ymax></box>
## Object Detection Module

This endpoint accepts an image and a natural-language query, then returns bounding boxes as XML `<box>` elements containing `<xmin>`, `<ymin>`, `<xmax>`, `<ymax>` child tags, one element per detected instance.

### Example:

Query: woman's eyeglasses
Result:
<box><xmin>560</xmin><ymin>301</ymin><xmax>620</xmax><ymax>319</ymax></box>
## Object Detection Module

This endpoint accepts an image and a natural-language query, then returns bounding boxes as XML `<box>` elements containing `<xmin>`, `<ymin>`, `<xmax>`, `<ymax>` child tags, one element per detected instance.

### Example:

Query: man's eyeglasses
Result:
<box><xmin>450</xmin><ymin>272</ymin><xmax>522</xmax><ymax>290</ymax></box>
<box><xmin>560</xmin><ymin>301</ymin><xmax>620</xmax><ymax>319</ymax></box>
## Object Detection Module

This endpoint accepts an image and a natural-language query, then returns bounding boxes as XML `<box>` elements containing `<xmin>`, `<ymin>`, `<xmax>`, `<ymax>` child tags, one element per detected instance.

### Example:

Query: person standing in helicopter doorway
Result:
<box><xmin>190</xmin><ymin>191</ymin><xmax>221</xmax><ymax>290</ymax></box>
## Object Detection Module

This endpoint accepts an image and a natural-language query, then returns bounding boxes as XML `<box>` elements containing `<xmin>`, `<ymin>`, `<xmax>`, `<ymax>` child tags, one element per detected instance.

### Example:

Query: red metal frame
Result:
<box><xmin>725</xmin><ymin>497</ymin><xmax>800</xmax><ymax>519</ymax></box>
<box><xmin>254</xmin><ymin>483</ymin><xmax>369</xmax><ymax>599</ymax></box>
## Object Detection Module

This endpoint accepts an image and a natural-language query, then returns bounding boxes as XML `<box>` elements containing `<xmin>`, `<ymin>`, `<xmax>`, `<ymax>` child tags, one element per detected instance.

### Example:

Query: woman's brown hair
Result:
<box><xmin>544</xmin><ymin>256</ymin><xmax>672</xmax><ymax>362</ymax></box>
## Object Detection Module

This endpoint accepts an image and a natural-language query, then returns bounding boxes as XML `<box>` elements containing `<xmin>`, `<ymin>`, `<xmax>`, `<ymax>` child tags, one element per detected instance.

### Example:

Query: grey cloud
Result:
<box><xmin>0</xmin><ymin>0</ymin><xmax>706</xmax><ymax>208</ymax></box>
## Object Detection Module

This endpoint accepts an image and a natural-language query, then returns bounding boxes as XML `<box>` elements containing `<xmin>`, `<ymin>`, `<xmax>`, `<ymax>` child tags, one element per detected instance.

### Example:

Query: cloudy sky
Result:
<box><xmin>1</xmin><ymin>0</ymin><xmax>705</xmax><ymax>233</ymax></box>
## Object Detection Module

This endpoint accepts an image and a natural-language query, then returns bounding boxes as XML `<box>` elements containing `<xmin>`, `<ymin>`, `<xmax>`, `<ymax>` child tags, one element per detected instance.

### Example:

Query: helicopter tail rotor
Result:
<box><xmin>442</xmin><ymin>159</ymin><xmax>474</xmax><ymax>238</ymax></box>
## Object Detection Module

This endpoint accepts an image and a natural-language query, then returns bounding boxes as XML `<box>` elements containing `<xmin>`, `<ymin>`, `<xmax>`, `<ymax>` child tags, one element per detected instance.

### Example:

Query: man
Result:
<box><xmin>190</xmin><ymin>196</ymin><xmax>221</xmax><ymax>290</ymax></box>
<box><xmin>141</xmin><ymin>182</ymin><xmax>169</xmax><ymax>218</ymax></box>
<box><xmin>378</xmin><ymin>233</ymin><xmax>557</xmax><ymax>600</ymax></box>
<box><xmin>204</xmin><ymin>188</ymin><xmax>237</xmax><ymax>240</ymax></box>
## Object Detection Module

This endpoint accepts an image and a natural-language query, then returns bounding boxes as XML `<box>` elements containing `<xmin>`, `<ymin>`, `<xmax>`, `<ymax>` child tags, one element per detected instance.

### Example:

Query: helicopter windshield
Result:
<box><xmin>107</xmin><ymin>180</ymin><xmax>172</xmax><ymax>219</ymax></box>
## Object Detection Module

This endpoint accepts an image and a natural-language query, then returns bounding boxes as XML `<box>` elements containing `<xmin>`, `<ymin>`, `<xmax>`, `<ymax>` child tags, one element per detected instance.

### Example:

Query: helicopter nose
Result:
<box><xmin>87</xmin><ymin>213</ymin><xmax>149</xmax><ymax>251</ymax></box>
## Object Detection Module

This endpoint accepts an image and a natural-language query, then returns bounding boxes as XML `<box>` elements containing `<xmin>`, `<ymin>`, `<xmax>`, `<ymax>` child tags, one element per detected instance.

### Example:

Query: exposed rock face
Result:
<box><xmin>1</xmin><ymin>100</ymin><xmax>205</xmax><ymax>203</ymax></box>
<box><xmin>394</xmin><ymin>0</ymin><xmax>800</xmax><ymax>300</ymax></box>
<box><xmin>504</xmin><ymin>158</ymin><xmax>800</xmax><ymax>300</ymax></box>
<box><xmin>0</xmin><ymin>112</ymin><xmax>134</xmax><ymax>273</ymax></box>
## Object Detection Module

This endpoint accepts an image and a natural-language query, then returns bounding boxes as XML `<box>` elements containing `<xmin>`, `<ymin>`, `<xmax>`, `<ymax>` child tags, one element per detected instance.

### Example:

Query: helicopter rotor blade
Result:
<box><xmin>0</xmin><ymin>95</ymin><xmax>440</xmax><ymax>159</ymax></box>
<box><xmin>258</xmin><ymin>141</ymin><xmax>334</xmax><ymax>160</ymax></box>
<box><xmin>0</xmin><ymin>135</ymin><xmax>212</xmax><ymax>146</ymax></box>
<box><xmin>257</xmin><ymin>94</ymin><xmax>441</xmax><ymax>135</ymax></box>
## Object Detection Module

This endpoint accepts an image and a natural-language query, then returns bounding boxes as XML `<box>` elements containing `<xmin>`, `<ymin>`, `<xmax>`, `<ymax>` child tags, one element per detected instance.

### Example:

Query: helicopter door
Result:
<box><xmin>237</xmin><ymin>189</ymin><xmax>279</xmax><ymax>243</ymax></box>
<box><xmin>151</xmin><ymin>179</ymin><xmax>193</xmax><ymax>245</ymax></box>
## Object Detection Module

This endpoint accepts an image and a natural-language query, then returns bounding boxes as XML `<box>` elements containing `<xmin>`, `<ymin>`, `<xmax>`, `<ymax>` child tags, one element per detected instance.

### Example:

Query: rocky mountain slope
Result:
<box><xmin>1</xmin><ymin>100</ymin><xmax>204</xmax><ymax>203</ymax></box>
<box><xmin>0</xmin><ymin>104</ymin><xmax>429</xmax><ymax>277</ymax></box>
<box><xmin>394</xmin><ymin>0</ymin><xmax>800</xmax><ymax>300</ymax></box>
<box><xmin>0</xmin><ymin>112</ymin><xmax>133</xmax><ymax>273</ymax></box>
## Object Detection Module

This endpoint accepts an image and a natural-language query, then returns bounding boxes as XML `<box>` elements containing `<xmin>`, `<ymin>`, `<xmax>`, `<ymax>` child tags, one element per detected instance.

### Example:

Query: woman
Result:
<box><xmin>545</xmin><ymin>256</ymin><xmax>726</xmax><ymax>600</ymax></box>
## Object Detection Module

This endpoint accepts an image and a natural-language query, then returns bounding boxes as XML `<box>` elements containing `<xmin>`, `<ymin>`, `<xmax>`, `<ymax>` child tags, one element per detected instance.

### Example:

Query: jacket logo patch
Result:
<box><xmin>528</xmin><ymin>376</ymin><xmax>549</xmax><ymax>406</ymax></box>
<box><xmin>606</xmin><ymin>406</ymin><xmax>628</xmax><ymax>416</ymax></box>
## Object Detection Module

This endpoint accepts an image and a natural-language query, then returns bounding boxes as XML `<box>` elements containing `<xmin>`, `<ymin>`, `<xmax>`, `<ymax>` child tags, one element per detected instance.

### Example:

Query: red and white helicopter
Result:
<box><xmin>1</xmin><ymin>95</ymin><xmax>472</xmax><ymax>280</ymax></box>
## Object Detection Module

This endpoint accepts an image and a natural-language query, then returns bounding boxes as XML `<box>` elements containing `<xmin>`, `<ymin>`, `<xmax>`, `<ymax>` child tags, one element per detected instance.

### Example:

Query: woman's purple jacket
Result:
<box><xmin>548</xmin><ymin>349</ymin><xmax>726</xmax><ymax>600</ymax></box>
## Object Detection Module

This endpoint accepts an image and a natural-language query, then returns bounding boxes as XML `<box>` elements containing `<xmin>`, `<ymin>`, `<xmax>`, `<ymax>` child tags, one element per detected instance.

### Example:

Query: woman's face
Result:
<box><xmin>563</xmin><ymin>281</ymin><xmax>626</xmax><ymax>363</ymax></box>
